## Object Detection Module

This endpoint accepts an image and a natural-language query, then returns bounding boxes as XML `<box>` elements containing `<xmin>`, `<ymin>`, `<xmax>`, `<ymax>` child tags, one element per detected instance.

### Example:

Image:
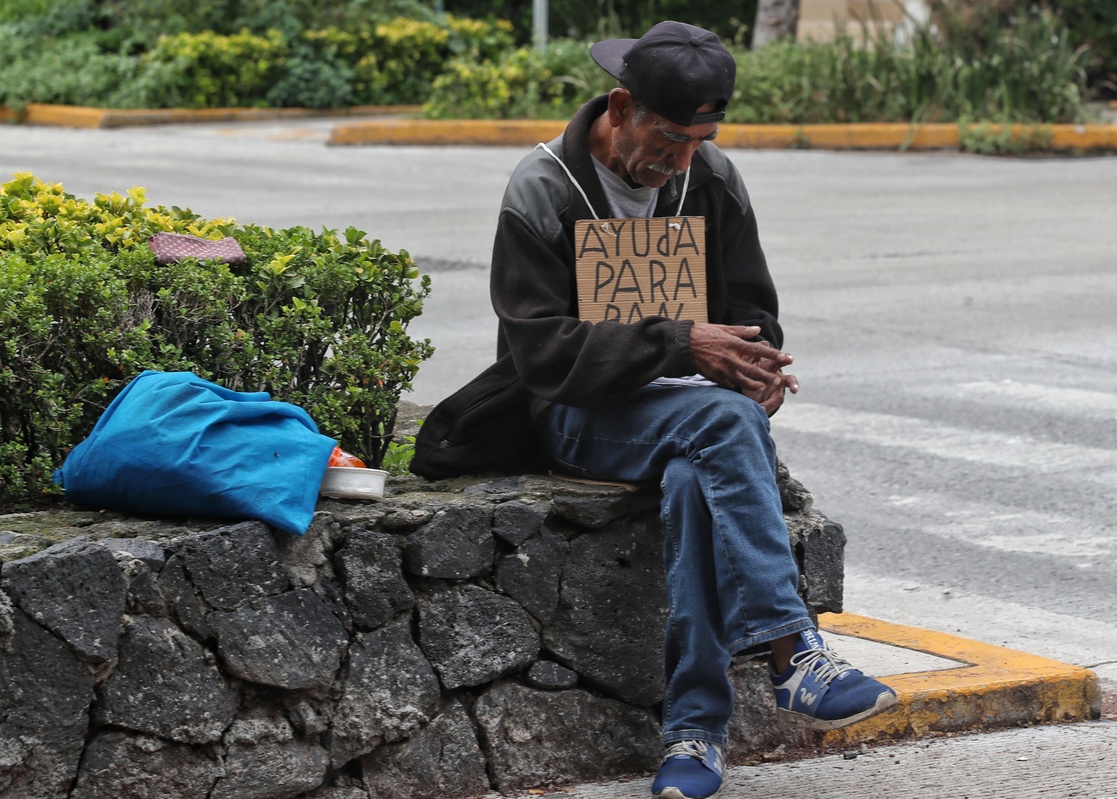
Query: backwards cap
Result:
<box><xmin>590</xmin><ymin>20</ymin><xmax>736</xmax><ymax>127</ymax></box>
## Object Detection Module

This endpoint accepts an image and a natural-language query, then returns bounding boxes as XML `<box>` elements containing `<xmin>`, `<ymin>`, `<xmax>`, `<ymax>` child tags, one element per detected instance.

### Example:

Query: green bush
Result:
<box><xmin>441</xmin><ymin>0</ymin><xmax>757</xmax><ymax>45</ymax></box>
<box><xmin>0</xmin><ymin>30</ymin><xmax>148</xmax><ymax>110</ymax></box>
<box><xmin>0</xmin><ymin>13</ymin><xmax>515</xmax><ymax>110</ymax></box>
<box><xmin>424</xmin><ymin>37</ymin><xmax>611</xmax><ymax>120</ymax></box>
<box><xmin>909</xmin><ymin>2</ymin><xmax>1091</xmax><ymax>123</ymax></box>
<box><xmin>727</xmin><ymin>6</ymin><xmax>1089</xmax><ymax>125</ymax></box>
<box><xmin>0</xmin><ymin>0</ymin><xmax>440</xmax><ymax>38</ymax></box>
<box><xmin>1051</xmin><ymin>0</ymin><xmax>1117</xmax><ymax>95</ymax></box>
<box><xmin>424</xmin><ymin>6</ymin><xmax>1091</xmax><ymax>125</ymax></box>
<box><xmin>928</xmin><ymin>0</ymin><xmax>1116</xmax><ymax>98</ymax></box>
<box><xmin>0</xmin><ymin>3</ymin><xmax>1098</xmax><ymax>120</ymax></box>
<box><xmin>958</xmin><ymin>121</ymin><xmax>1055</xmax><ymax>155</ymax></box>
<box><xmin>265</xmin><ymin>39</ymin><xmax>356</xmax><ymax>109</ymax></box>
<box><xmin>143</xmin><ymin>29</ymin><xmax>288</xmax><ymax>109</ymax></box>
<box><xmin>340</xmin><ymin>15</ymin><xmax>516</xmax><ymax>105</ymax></box>
<box><xmin>0</xmin><ymin>173</ymin><xmax>434</xmax><ymax>508</ymax></box>
<box><xmin>727</xmin><ymin>37</ymin><xmax>918</xmax><ymax>124</ymax></box>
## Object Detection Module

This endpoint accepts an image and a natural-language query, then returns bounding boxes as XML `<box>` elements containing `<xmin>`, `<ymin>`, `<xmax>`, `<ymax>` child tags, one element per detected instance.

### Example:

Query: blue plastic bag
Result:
<box><xmin>53</xmin><ymin>371</ymin><xmax>337</xmax><ymax>535</ymax></box>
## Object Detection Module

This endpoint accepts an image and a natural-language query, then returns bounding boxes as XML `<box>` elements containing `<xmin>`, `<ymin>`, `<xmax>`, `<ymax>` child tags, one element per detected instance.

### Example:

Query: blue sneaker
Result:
<box><xmin>770</xmin><ymin>628</ymin><xmax>897</xmax><ymax>730</ymax></box>
<box><xmin>651</xmin><ymin>740</ymin><xmax>725</xmax><ymax>799</ymax></box>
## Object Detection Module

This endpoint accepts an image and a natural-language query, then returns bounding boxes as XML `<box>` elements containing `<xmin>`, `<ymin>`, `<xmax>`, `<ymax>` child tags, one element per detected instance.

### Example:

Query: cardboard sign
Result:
<box><xmin>574</xmin><ymin>216</ymin><xmax>707</xmax><ymax>324</ymax></box>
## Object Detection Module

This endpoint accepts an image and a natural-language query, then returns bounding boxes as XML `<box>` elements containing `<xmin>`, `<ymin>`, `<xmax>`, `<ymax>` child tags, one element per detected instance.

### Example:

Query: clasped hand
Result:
<box><xmin>689</xmin><ymin>323</ymin><xmax>799</xmax><ymax>415</ymax></box>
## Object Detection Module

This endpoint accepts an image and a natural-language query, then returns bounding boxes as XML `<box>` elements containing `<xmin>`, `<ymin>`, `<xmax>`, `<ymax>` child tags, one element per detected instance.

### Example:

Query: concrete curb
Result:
<box><xmin>817</xmin><ymin>612</ymin><xmax>1100</xmax><ymax>747</ymax></box>
<box><xmin>5</xmin><ymin>103</ymin><xmax>1115</xmax><ymax>151</ymax></box>
<box><xmin>0</xmin><ymin>103</ymin><xmax>421</xmax><ymax>129</ymax></box>
<box><xmin>327</xmin><ymin>119</ymin><xmax>1117</xmax><ymax>152</ymax></box>
<box><xmin>328</xmin><ymin>118</ymin><xmax>566</xmax><ymax>146</ymax></box>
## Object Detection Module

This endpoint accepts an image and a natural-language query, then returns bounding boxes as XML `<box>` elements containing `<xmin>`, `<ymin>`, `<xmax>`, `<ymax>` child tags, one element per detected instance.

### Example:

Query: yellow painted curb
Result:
<box><xmin>328</xmin><ymin>119</ymin><xmax>1117</xmax><ymax>152</ymax></box>
<box><xmin>6</xmin><ymin>103</ymin><xmax>1115</xmax><ymax>151</ymax></box>
<box><xmin>328</xmin><ymin>118</ymin><xmax>566</xmax><ymax>147</ymax></box>
<box><xmin>2</xmin><ymin>103</ymin><xmax>422</xmax><ymax>129</ymax></box>
<box><xmin>817</xmin><ymin>613</ymin><xmax>1101</xmax><ymax>746</ymax></box>
<box><xmin>715</xmin><ymin>123</ymin><xmax>961</xmax><ymax>150</ymax></box>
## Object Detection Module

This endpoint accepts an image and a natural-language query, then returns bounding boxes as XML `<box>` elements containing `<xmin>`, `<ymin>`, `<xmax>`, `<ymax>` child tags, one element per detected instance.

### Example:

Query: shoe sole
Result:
<box><xmin>654</xmin><ymin>787</ymin><xmax>722</xmax><ymax>799</ymax></box>
<box><xmin>776</xmin><ymin>690</ymin><xmax>899</xmax><ymax>731</ymax></box>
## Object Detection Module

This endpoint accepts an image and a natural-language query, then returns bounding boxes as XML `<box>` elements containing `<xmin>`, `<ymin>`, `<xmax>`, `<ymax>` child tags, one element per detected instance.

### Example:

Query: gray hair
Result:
<box><xmin>614</xmin><ymin>85</ymin><xmax>652</xmax><ymax>125</ymax></box>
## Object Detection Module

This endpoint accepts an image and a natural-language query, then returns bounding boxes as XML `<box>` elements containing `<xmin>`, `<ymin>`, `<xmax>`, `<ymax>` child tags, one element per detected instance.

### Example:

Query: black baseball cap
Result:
<box><xmin>590</xmin><ymin>20</ymin><xmax>737</xmax><ymax>127</ymax></box>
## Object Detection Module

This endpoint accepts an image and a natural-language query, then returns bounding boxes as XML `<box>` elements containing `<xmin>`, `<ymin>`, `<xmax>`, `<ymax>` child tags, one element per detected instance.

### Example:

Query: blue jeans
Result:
<box><xmin>537</xmin><ymin>383</ymin><xmax>814</xmax><ymax>747</ymax></box>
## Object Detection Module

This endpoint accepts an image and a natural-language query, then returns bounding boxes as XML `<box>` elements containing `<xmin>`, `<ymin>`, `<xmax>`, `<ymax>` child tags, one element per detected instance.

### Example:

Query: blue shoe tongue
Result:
<box><xmin>800</xmin><ymin>628</ymin><xmax>824</xmax><ymax>651</ymax></box>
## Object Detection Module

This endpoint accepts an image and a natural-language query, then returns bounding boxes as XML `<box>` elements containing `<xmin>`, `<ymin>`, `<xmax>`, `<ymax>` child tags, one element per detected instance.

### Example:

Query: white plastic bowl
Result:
<box><xmin>319</xmin><ymin>466</ymin><xmax>387</xmax><ymax>500</ymax></box>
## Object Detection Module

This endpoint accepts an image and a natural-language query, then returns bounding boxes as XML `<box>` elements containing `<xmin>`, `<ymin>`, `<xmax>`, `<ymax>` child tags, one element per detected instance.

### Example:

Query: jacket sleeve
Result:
<box><xmin>490</xmin><ymin>162</ymin><xmax>695</xmax><ymax>407</ymax></box>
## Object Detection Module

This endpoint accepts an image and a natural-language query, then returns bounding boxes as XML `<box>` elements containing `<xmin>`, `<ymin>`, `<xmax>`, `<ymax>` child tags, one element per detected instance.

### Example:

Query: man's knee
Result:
<box><xmin>687</xmin><ymin>389</ymin><xmax>770</xmax><ymax>439</ymax></box>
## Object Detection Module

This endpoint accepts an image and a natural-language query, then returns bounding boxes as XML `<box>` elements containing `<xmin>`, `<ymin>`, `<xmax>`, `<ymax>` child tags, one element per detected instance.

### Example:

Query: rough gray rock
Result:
<box><xmin>165</xmin><ymin>521</ymin><xmax>289</xmax><ymax>610</ymax></box>
<box><xmin>71</xmin><ymin>731</ymin><xmax>223</xmax><ymax>799</ymax></box>
<box><xmin>276</xmin><ymin>512</ymin><xmax>346</xmax><ymax>588</ymax></box>
<box><xmin>0</xmin><ymin>463</ymin><xmax>844</xmax><ymax>799</ymax></box>
<box><xmin>492</xmin><ymin>499</ymin><xmax>549</xmax><ymax>546</ymax></box>
<box><xmin>301</xmin><ymin>788</ymin><xmax>367</xmax><ymax>799</ymax></box>
<box><xmin>0</xmin><ymin>607</ymin><xmax>94</xmax><ymax>799</ymax></box>
<box><xmin>418</xmin><ymin>584</ymin><xmax>540</xmax><ymax>689</ymax></box>
<box><xmin>95</xmin><ymin>615</ymin><xmax>239</xmax><ymax>744</ymax></box>
<box><xmin>793</xmin><ymin>512</ymin><xmax>847</xmax><ymax>613</ymax></box>
<box><xmin>543</xmin><ymin>513</ymin><xmax>668</xmax><ymax>706</ymax></box>
<box><xmin>157</xmin><ymin>554</ymin><xmax>216</xmax><ymax>638</ymax></box>
<box><xmin>726</xmin><ymin>658</ymin><xmax>810</xmax><ymax>756</ymax></box>
<box><xmin>210</xmin><ymin>587</ymin><xmax>348</xmax><ymax>693</ymax></box>
<box><xmin>335</xmin><ymin>529</ymin><xmax>414</xmax><ymax>630</ymax></box>
<box><xmin>361</xmin><ymin>700</ymin><xmax>490</xmax><ymax>799</ymax></box>
<box><xmin>103</xmin><ymin>536</ymin><xmax>166</xmax><ymax>568</ymax></box>
<box><xmin>0</xmin><ymin>536</ymin><xmax>126</xmax><ymax>664</ymax></box>
<box><xmin>549</xmin><ymin>481</ymin><xmax>661</xmax><ymax>529</ymax></box>
<box><xmin>122</xmin><ymin>556</ymin><xmax>171</xmax><ymax>617</ymax></box>
<box><xmin>212</xmin><ymin>709</ymin><xmax>330</xmax><ymax>799</ymax></box>
<box><xmin>403</xmin><ymin>504</ymin><xmax>494</xmax><ymax>578</ymax></box>
<box><xmin>777</xmin><ymin>461</ymin><xmax>814</xmax><ymax>514</ymax></box>
<box><xmin>0</xmin><ymin>588</ymin><xmax>13</xmax><ymax>650</ymax></box>
<box><xmin>495</xmin><ymin>532</ymin><xmax>567</xmax><ymax>625</ymax></box>
<box><xmin>474</xmin><ymin>681</ymin><xmax>662</xmax><ymax>792</ymax></box>
<box><xmin>328</xmin><ymin>618</ymin><xmax>442</xmax><ymax>768</ymax></box>
<box><xmin>527</xmin><ymin>660</ymin><xmax>579</xmax><ymax>690</ymax></box>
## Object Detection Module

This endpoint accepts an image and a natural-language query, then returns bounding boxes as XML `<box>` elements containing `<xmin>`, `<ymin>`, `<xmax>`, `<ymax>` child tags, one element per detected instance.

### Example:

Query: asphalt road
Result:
<box><xmin>3</xmin><ymin>118</ymin><xmax>1115</xmax><ymax>695</ymax></box>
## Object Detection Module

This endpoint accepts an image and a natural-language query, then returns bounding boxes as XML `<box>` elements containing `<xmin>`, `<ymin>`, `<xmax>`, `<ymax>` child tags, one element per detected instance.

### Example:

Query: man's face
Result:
<box><xmin>611</xmin><ymin>98</ymin><xmax>720</xmax><ymax>189</ymax></box>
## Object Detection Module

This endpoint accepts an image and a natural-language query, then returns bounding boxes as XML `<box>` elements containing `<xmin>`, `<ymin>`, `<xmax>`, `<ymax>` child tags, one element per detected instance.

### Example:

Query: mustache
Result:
<box><xmin>647</xmin><ymin>162</ymin><xmax>681</xmax><ymax>177</ymax></box>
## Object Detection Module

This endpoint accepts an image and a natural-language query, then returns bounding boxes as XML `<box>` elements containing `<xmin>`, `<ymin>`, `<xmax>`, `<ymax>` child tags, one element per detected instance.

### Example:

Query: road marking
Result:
<box><xmin>979</xmin><ymin>532</ymin><xmax>1112</xmax><ymax>558</ymax></box>
<box><xmin>775</xmin><ymin>402</ymin><xmax>1117</xmax><ymax>485</ymax></box>
<box><xmin>957</xmin><ymin>380</ymin><xmax>1117</xmax><ymax>418</ymax></box>
<box><xmin>878</xmin><ymin>491</ymin><xmax>1114</xmax><ymax>557</ymax></box>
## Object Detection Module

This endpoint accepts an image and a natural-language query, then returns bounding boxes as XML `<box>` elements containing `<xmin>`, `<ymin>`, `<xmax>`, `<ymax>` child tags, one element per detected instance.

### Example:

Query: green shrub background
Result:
<box><xmin>0</xmin><ymin>0</ymin><xmax>1111</xmax><ymax>122</ymax></box>
<box><xmin>426</xmin><ymin>6</ymin><xmax>1095</xmax><ymax>125</ymax></box>
<box><xmin>0</xmin><ymin>174</ymin><xmax>433</xmax><ymax>508</ymax></box>
<box><xmin>0</xmin><ymin>14</ymin><xmax>514</xmax><ymax>110</ymax></box>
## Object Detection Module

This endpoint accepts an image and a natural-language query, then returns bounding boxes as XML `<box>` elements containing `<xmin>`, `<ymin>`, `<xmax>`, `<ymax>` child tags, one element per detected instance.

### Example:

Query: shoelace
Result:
<box><xmin>788</xmin><ymin>645</ymin><xmax>853</xmax><ymax>686</ymax></box>
<box><xmin>664</xmin><ymin>740</ymin><xmax>709</xmax><ymax>761</ymax></box>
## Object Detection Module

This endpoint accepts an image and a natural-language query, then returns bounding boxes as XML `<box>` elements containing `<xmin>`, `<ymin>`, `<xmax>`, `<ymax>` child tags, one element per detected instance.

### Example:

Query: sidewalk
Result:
<box><xmin>493</xmin><ymin>722</ymin><xmax>1117</xmax><ymax>798</ymax></box>
<box><xmin>491</xmin><ymin>613</ymin><xmax>1106</xmax><ymax>799</ymax></box>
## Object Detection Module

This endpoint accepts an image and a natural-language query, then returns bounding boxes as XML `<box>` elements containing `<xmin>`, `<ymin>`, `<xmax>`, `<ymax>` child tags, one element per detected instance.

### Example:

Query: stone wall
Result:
<box><xmin>0</xmin><ymin>465</ymin><xmax>845</xmax><ymax>799</ymax></box>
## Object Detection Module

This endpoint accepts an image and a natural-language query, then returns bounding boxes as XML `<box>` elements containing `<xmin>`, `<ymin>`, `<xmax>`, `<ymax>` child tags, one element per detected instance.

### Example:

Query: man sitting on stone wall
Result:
<box><xmin>412</xmin><ymin>20</ymin><xmax>897</xmax><ymax>799</ymax></box>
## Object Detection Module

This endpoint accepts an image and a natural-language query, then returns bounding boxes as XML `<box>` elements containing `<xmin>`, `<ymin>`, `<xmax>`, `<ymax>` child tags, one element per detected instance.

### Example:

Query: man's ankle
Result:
<box><xmin>769</xmin><ymin>633</ymin><xmax>796</xmax><ymax>673</ymax></box>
